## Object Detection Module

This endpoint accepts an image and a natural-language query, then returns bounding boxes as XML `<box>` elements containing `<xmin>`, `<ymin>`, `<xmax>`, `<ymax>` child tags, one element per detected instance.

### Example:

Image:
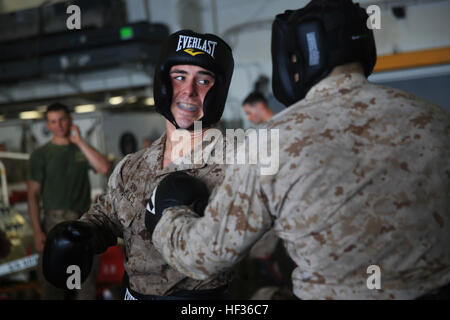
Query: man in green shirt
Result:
<box><xmin>27</xmin><ymin>102</ymin><xmax>111</xmax><ymax>299</ymax></box>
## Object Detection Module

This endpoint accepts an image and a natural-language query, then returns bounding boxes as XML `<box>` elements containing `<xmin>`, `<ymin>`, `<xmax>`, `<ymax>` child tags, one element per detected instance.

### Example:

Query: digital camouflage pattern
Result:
<box><xmin>80</xmin><ymin>133</ymin><xmax>230</xmax><ymax>295</ymax></box>
<box><xmin>153</xmin><ymin>69</ymin><xmax>450</xmax><ymax>299</ymax></box>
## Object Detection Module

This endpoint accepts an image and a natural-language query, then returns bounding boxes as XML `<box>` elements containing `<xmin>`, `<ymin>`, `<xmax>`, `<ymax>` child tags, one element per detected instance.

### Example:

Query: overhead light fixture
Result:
<box><xmin>127</xmin><ymin>96</ymin><xmax>138</xmax><ymax>103</ymax></box>
<box><xmin>19</xmin><ymin>111</ymin><xmax>43</xmax><ymax>120</ymax></box>
<box><xmin>109</xmin><ymin>96</ymin><xmax>124</xmax><ymax>105</ymax></box>
<box><xmin>144</xmin><ymin>97</ymin><xmax>155</xmax><ymax>106</ymax></box>
<box><xmin>36</xmin><ymin>105</ymin><xmax>48</xmax><ymax>112</ymax></box>
<box><xmin>75</xmin><ymin>104</ymin><xmax>96</xmax><ymax>113</ymax></box>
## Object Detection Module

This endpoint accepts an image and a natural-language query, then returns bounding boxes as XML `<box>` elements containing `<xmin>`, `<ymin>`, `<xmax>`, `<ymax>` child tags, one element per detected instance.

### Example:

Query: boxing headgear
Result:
<box><xmin>271</xmin><ymin>0</ymin><xmax>377</xmax><ymax>106</ymax></box>
<box><xmin>154</xmin><ymin>30</ymin><xmax>234</xmax><ymax>130</ymax></box>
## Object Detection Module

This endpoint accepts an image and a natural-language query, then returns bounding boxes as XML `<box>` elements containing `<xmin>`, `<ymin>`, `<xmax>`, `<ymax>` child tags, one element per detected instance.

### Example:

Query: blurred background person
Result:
<box><xmin>141</xmin><ymin>137</ymin><xmax>152</xmax><ymax>149</ymax></box>
<box><xmin>27</xmin><ymin>102</ymin><xmax>111</xmax><ymax>300</ymax></box>
<box><xmin>242</xmin><ymin>92</ymin><xmax>274</xmax><ymax>126</ymax></box>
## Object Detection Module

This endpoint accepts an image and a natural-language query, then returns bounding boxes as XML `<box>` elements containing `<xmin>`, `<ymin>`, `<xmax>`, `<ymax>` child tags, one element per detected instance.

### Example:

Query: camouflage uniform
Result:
<box><xmin>153</xmin><ymin>70</ymin><xmax>450</xmax><ymax>299</ymax></box>
<box><xmin>81</xmin><ymin>132</ymin><xmax>230</xmax><ymax>296</ymax></box>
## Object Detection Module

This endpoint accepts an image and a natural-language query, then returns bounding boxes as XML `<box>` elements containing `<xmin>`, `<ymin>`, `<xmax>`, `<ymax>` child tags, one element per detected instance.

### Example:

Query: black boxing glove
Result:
<box><xmin>43</xmin><ymin>220</ymin><xmax>95</xmax><ymax>289</ymax></box>
<box><xmin>145</xmin><ymin>172</ymin><xmax>209</xmax><ymax>236</ymax></box>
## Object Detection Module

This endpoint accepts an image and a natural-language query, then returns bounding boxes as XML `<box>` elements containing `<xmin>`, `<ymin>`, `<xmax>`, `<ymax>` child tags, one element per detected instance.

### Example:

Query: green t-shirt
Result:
<box><xmin>28</xmin><ymin>142</ymin><xmax>92</xmax><ymax>213</ymax></box>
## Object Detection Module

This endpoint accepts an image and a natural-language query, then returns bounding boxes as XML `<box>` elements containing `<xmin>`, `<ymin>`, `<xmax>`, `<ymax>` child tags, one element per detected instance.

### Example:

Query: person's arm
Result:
<box><xmin>70</xmin><ymin>125</ymin><xmax>111</xmax><ymax>175</ymax></box>
<box><xmin>78</xmin><ymin>193</ymin><xmax>121</xmax><ymax>254</ymax></box>
<box><xmin>152</xmin><ymin>164</ymin><xmax>274</xmax><ymax>280</ymax></box>
<box><xmin>78</xmin><ymin>154</ymin><xmax>136</xmax><ymax>253</ymax></box>
<box><xmin>27</xmin><ymin>179</ymin><xmax>45</xmax><ymax>252</ymax></box>
<box><xmin>43</xmin><ymin>185</ymin><xmax>123</xmax><ymax>289</ymax></box>
<box><xmin>42</xmin><ymin>155</ymin><xmax>129</xmax><ymax>289</ymax></box>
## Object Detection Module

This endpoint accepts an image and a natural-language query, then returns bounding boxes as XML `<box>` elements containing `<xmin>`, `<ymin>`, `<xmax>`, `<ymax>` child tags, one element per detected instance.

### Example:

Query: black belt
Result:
<box><xmin>124</xmin><ymin>285</ymin><xmax>228</xmax><ymax>300</ymax></box>
<box><xmin>122</xmin><ymin>272</ymin><xmax>228</xmax><ymax>300</ymax></box>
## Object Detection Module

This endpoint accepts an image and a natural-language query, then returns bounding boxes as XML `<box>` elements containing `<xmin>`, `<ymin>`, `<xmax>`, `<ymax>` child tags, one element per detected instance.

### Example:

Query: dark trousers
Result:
<box><xmin>416</xmin><ymin>283</ymin><xmax>450</xmax><ymax>300</ymax></box>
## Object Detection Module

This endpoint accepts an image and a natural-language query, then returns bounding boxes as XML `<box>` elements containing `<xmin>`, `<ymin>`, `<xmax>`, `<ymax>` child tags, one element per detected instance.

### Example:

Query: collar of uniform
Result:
<box><xmin>304</xmin><ymin>72</ymin><xmax>367</xmax><ymax>103</ymax></box>
<box><xmin>151</xmin><ymin>129</ymin><xmax>226</xmax><ymax>179</ymax></box>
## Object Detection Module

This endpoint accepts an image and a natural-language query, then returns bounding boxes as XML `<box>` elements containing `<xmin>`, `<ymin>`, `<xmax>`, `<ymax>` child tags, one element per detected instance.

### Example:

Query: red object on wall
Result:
<box><xmin>97</xmin><ymin>244</ymin><xmax>125</xmax><ymax>284</ymax></box>
<box><xmin>9</xmin><ymin>190</ymin><xmax>28</xmax><ymax>204</ymax></box>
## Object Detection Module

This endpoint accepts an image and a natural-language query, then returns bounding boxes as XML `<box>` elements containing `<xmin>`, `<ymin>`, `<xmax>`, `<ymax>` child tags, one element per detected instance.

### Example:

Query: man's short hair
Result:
<box><xmin>45</xmin><ymin>103</ymin><xmax>70</xmax><ymax>120</ymax></box>
<box><xmin>242</xmin><ymin>92</ymin><xmax>269</xmax><ymax>107</ymax></box>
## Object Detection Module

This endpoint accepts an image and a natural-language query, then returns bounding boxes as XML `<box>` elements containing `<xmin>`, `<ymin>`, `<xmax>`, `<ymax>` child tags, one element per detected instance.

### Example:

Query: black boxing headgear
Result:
<box><xmin>271</xmin><ymin>0</ymin><xmax>377</xmax><ymax>106</ymax></box>
<box><xmin>154</xmin><ymin>30</ymin><xmax>234</xmax><ymax>130</ymax></box>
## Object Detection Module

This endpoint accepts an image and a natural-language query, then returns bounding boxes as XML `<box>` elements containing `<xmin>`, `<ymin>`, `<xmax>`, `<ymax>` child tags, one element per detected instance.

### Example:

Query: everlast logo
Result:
<box><xmin>176</xmin><ymin>35</ymin><xmax>218</xmax><ymax>58</ymax></box>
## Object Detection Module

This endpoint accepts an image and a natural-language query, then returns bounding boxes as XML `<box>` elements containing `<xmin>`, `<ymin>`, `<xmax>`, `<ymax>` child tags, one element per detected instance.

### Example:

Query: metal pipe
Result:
<box><xmin>0</xmin><ymin>151</ymin><xmax>30</xmax><ymax>160</ymax></box>
<box><xmin>210</xmin><ymin>0</ymin><xmax>219</xmax><ymax>35</ymax></box>
<box><xmin>0</xmin><ymin>161</ymin><xmax>9</xmax><ymax>207</ymax></box>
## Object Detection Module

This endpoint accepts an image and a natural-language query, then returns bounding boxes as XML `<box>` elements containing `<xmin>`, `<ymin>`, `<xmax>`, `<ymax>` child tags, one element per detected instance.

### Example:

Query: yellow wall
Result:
<box><xmin>374</xmin><ymin>47</ymin><xmax>450</xmax><ymax>72</ymax></box>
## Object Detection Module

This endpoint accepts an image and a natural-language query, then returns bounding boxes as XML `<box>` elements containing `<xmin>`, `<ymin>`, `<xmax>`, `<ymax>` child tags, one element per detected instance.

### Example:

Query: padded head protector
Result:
<box><xmin>271</xmin><ymin>0</ymin><xmax>377</xmax><ymax>106</ymax></box>
<box><xmin>154</xmin><ymin>30</ymin><xmax>234</xmax><ymax>130</ymax></box>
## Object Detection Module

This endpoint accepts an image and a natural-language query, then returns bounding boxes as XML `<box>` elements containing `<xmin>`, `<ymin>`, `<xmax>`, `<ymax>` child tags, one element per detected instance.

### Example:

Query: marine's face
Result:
<box><xmin>243</xmin><ymin>103</ymin><xmax>264</xmax><ymax>125</ymax></box>
<box><xmin>46</xmin><ymin>110</ymin><xmax>72</xmax><ymax>138</ymax></box>
<box><xmin>169</xmin><ymin>64</ymin><xmax>216</xmax><ymax>129</ymax></box>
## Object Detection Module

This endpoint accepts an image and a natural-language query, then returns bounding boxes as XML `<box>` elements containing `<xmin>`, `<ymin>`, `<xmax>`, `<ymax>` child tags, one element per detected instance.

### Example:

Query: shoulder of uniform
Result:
<box><xmin>114</xmin><ymin>149</ymin><xmax>149</xmax><ymax>180</ymax></box>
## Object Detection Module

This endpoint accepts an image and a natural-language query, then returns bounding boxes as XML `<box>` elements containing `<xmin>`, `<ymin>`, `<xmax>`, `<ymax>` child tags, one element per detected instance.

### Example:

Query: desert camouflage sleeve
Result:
<box><xmin>152</xmin><ymin>163</ymin><xmax>274</xmax><ymax>280</ymax></box>
<box><xmin>79</xmin><ymin>155</ymin><xmax>132</xmax><ymax>253</ymax></box>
